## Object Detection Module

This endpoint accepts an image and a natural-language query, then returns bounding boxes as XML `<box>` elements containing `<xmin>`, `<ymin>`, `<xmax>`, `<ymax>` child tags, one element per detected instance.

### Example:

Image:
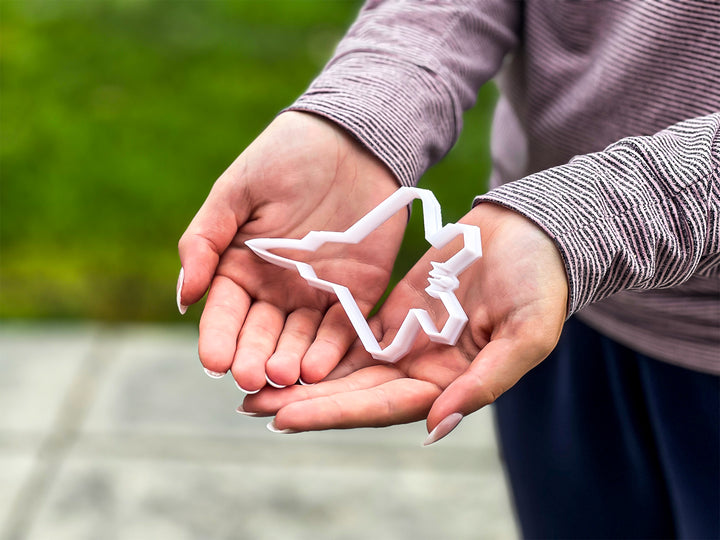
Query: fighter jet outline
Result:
<box><xmin>245</xmin><ymin>187</ymin><xmax>482</xmax><ymax>363</ymax></box>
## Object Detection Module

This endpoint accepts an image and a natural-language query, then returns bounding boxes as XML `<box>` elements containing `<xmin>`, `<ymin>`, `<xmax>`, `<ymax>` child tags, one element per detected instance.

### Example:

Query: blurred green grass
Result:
<box><xmin>0</xmin><ymin>0</ymin><xmax>496</xmax><ymax>322</ymax></box>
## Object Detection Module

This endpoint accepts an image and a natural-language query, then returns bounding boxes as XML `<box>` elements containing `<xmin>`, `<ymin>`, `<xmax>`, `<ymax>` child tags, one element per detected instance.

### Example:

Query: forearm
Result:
<box><xmin>287</xmin><ymin>0</ymin><xmax>520</xmax><ymax>186</ymax></box>
<box><xmin>476</xmin><ymin>113</ymin><xmax>720</xmax><ymax>315</ymax></box>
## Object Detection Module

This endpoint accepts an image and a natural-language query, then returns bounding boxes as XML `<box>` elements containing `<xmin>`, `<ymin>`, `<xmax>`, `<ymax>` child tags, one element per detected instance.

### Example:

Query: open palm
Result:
<box><xmin>178</xmin><ymin>112</ymin><xmax>406</xmax><ymax>392</ymax></box>
<box><xmin>242</xmin><ymin>204</ymin><xmax>568</xmax><ymax>444</ymax></box>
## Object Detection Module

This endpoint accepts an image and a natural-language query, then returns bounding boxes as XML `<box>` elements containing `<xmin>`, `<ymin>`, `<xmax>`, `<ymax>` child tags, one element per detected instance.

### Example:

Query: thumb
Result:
<box><xmin>177</xmin><ymin>180</ymin><xmax>250</xmax><ymax>308</ymax></box>
<box><xmin>424</xmin><ymin>336</ymin><xmax>549</xmax><ymax>444</ymax></box>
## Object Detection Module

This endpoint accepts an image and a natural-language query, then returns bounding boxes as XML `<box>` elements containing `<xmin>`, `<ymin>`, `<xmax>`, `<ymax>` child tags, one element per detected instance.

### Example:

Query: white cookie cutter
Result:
<box><xmin>245</xmin><ymin>187</ymin><xmax>481</xmax><ymax>363</ymax></box>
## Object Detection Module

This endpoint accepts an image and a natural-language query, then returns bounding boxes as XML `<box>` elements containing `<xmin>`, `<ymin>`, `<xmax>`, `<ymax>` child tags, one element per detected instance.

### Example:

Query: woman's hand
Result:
<box><xmin>242</xmin><ymin>203</ymin><xmax>568</xmax><ymax>444</ymax></box>
<box><xmin>178</xmin><ymin>112</ymin><xmax>406</xmax><ymax>392</ymax></box>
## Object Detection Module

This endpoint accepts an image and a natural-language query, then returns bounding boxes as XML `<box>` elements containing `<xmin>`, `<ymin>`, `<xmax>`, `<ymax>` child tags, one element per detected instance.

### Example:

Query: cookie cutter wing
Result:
<box><xmin>244</xmin><ymin>187</ymin><xmax>482</xmax><ymax>363</ymax></box>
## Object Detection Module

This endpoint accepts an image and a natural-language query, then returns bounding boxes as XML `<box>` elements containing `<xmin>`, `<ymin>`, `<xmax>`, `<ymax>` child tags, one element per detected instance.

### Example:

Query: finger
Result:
<box><xmin>198</xmin><ymin>275</ymin><xmax>251</xmax><ymax>374</ymax></box>
<box><xmin>324</xmin><ymin>343</ymin><xmax>378</xmax><ymax>381</ymax></box>
<box><xmin>272</xmin><ymin>377</ymin><xmax>442</xmax><ymax>432</ymax></box>
<box><xmin>426</xmin><ymin>335</ymin><xmax>549</xmax><ymax>435</ymax></box>
<box><xmin>177</xmin><ymin>175</ymin><xmax>251</xmax><ymax>307</ymax></box>
<box><xmin>323</xmin><ymin>317</ymin><xmax>383</xmax><ymax>380</ymax></box>
<box><xmin>243</xmin><ymin>364</ymin><xmax>402</xmax><ymax>415</ymax></box>
<box><xmin>300</xmin><ymin>302</ymin><xmax>363</xmax><ymax>383</ymax></box>
<box><xmin>231</xmin><ymin>301</ymin><xmax>286</xmax><ymax>393</ymax></box>
<box><xmin>265</xmin><ymin>307</ymin><xmax>323</xmax><ymax>387</ymax></box>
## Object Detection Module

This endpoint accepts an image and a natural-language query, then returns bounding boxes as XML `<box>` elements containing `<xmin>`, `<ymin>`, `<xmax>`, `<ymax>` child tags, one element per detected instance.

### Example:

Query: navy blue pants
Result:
<box><xmin>494</xmin><ymin>317</ymin><xmax>720</xmax><ymax>539</ymax></box>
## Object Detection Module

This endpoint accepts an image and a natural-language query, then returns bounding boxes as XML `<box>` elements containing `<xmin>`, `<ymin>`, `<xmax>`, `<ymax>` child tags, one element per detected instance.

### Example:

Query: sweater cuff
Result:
<box><xmin>474</xmin><ymin>114</ymin><xmax>720</xmax><ymax>316</ymax></box>
<box><xmin>286</xmin><ymin>52</ymin><xmax>460</xmax><ymax>187</ymax></box>
<box><xmin>474</xmin><ymin>131</ymin><xmax>720</xmax><ymax>318</ymax></box>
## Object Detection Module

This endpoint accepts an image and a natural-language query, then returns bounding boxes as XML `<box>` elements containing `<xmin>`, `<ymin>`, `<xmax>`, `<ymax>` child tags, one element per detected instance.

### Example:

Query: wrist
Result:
<box><xmin>463</xmin><ymin>202</ymin><xmax>569</xmax><ymax>319</ymax></box>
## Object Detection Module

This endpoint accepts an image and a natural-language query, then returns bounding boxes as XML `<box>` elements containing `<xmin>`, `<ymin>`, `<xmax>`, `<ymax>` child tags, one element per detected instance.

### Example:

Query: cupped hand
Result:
<box><xmin>242</xmin><ymin>203</ymin><xmax>568</xmax><ymax>444</ymax></box>
<box><xmin>177</xmin><ymin>112</ymin><xmax>405</xmax><ymax>392</ymax></box>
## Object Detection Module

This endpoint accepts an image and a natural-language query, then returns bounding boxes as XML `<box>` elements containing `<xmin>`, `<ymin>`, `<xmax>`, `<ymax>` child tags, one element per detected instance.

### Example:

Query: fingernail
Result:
<box><xmin>298</xmin><ymin>376</ymin><xmax>312</xmax><ymax>386</ymax></box>
<box><xmin>204</xmin><ymin>368</ymin><xmax>226</xmax><ymax>379</ymax></box>
<box><xmin>235</xmin><ymin>405</ymin><xmax>262</xmax><ymax>417</ymax></box>
<box><xmin>176</xmin><ymin>267</ymin><xmax>188</xmax><ymax>315</ymax></box>
<box><xmin>235</xmin><ymin>380</ymin><xmax>260</xmax><ymax>394</ymax></box>
<box><xmin>265</xmin><ymin>374</ymin><xmax>286</xmax><ymax>389</ymax></box>
<box><xmin>266</xmin><ymin>419</ymin><xmax>298</xmax><ymax>434</ymax></box>
<box><xmin>423</xmin><ymin>413</ymin><xmax>464</xmax><ymax>447</ymax></box>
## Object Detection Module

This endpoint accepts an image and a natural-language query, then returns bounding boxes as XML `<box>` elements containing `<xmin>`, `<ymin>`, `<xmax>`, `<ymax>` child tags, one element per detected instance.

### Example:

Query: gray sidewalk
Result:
<box><xmin>0</xmin><ymin>323</ymin><xmax>517</xmax><ymax>540</ymax></box>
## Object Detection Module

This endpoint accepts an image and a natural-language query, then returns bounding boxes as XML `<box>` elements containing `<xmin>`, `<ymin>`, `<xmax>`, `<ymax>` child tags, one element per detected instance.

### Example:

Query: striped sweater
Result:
<box><xmin>289</xmin><ymin>0</ymin><xmax>720</xmax><ymax>374</ymax></box>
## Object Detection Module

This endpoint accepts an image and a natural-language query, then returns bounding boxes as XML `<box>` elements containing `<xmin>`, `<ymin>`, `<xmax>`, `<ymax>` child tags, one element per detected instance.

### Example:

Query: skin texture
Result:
<box><xmin>242</xmin><ymin>203</ymin><xmax>569</xmax><ymax>440</ymax></box>
<box><xmin>178</xmin><ymin>111</ymin><xmax>407</xmax><ymax>392</ymax></box>
<box><xmin>179</xmin><ymin>112</ymin><xmax>569</xmax><ymax>441</ymax></box>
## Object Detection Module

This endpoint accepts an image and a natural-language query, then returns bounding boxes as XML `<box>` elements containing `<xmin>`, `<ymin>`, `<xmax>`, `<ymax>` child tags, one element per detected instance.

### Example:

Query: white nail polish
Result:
<box><xmin>176</xmin><ymin>267</ymin><xmax>188</xmax><ymax>315</ymax></box>
<box><xmin>235</xmin><ymin>405</ymin><xmax>261</xmax><ymax>417</ymax></box>
<box><xmin>423</xmin><ymin>413</ymin><xmax>464</xmax><ymax>447</ymax></box>
<box><xmin>265</xmin><ymin>374</ymin><xmax>287</xmax><ymax>389</ymax></box>
<box><xmin>266</xmin><ymin>419</ymin><xmax>298</xmax><ymax>434</ymax></box>
<box><xmin>204</xmin><ymin>368</ymin><xmax>225</xmax><ymax>379</ymax></box>
<box><xmin>235</xmin><ymin>380</ymin><xmax>260</xmax><ymax>394</ymax></box>
<box><xmin>298</xmin><ymin>376</ymin><xmax>312</xmax><ymax>386</ymax></box>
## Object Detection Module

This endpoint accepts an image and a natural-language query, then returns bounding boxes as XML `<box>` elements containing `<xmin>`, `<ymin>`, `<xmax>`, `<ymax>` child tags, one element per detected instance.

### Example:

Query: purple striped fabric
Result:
<box><xmin>288</xmin><ymin>0</ymin><xmax>720</xmax><ymax>373</ymax></box>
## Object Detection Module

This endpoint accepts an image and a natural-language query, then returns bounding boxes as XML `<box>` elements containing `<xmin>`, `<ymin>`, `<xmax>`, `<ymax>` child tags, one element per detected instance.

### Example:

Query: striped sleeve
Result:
<box><xmin>475</xmin><ymin>113</ymin><xmax>720</xmax><ymax>316</ymax></box>
<box><xmin>286</xmin><ymin>0</ymin><xmax>519</xmax><ymax>187</ymax></box>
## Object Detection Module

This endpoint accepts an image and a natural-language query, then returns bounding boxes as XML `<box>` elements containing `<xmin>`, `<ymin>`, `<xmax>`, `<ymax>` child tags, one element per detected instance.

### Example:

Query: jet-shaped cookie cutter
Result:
<box><xmin>245</xmin><ymin>187</ymin><xmax>482</xmax><ymax>363</ymax></box>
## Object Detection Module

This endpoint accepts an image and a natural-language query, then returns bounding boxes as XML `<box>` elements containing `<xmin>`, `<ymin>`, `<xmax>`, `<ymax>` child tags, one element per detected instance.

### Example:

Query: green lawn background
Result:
<box><xmin>0</xmin><ymin>0</ymin><xmax>496</xmax><ymax>322</ymax></box>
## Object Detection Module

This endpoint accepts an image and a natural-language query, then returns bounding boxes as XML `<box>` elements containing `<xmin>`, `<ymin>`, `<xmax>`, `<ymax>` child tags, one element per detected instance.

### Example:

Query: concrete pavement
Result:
<box><xmin>0</xmin><ymin>323</ymin><xmax>517</xmax><ymax>540</ymax></box>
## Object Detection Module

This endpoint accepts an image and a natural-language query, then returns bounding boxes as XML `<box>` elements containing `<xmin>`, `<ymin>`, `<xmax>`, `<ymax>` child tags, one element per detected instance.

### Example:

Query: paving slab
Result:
<box><xmin>27</xmin><ymin>456</ymin><xmax>515</xmax><ymax>540</ymax></box>
<box><xmin>0</xmin><ymin>324</ymin><xmax>97</xmax><ymax>433</ymax></box>
<box><xmin>0</xmin><ymin>324</ymin><xmax>101</xmax><ymax>540</ymax></box>
<box><xmin>0</xmin><ymin>324</ymin><xmax>518</xmax><ymax>540</ymax></box>
<box><xmin>0</xmin><ymin>457</ymin><xmax>36</xmax><ymax>531</ymax></box>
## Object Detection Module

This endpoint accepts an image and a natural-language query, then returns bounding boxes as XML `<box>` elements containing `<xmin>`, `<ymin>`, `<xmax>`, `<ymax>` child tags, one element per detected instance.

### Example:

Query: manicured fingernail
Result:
<box><xmin>204</xmin><ymin>368</ymin><xmax>225</xmax><ymax>379</ymax></box>
<box><xmin>298</xmin><ymin>376</ymin><xmax>312</xmax><ymax>386</ymax></box>
<box><xmin>423</xmin><ymin>413</ymin><xmax>464</xmax><ymax>447</ymax></box>
<box><xmin>235</xmin><ymin>405</ymin><xmax>262</xmax><ymax>417</ymax></box>
<box><xmin>235</xmin><ymin>380</ymin><xmax>260</xmax><ymax>394</ymax></box>
<box><xmin>266</xmin><ymin>419</ymin><xmax>298</xmax><ymax>434</ymax></box>
<box><xmin>265</xmin><ymin>374</ymin><xmax>286</xmax><ymax>389</ymax></box>
<box><xmin>176</xmin><ymin>267</ymin><xmax>188</xmax><ymax>315</ymax></box>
